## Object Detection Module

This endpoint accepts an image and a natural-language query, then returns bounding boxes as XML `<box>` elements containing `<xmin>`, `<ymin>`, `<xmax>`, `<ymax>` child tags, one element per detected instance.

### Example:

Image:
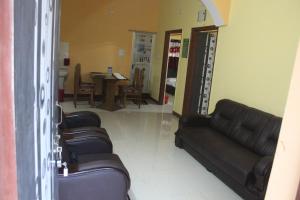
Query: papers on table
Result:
<box><xmin>113</xmin><ymin>73</ymin><xmax>126</xmax><ymax>80</ymax></box>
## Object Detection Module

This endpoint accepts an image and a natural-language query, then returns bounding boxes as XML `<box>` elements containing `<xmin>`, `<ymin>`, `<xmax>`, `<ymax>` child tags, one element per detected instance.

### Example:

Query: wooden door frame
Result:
<box><xmin>158</xmin><ymin>29</ymin><xmax>182</xmax><ymax>105</ymax></box>
<box><xmin>182</xmin><ymin>26</ymin><xmax>218</xmax><ymax>116</ymax></box>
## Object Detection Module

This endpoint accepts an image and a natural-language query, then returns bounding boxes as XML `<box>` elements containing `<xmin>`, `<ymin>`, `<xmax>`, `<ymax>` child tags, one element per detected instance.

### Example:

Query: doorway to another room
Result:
<box><xmin>159</xmin><ymin>30</ymin><xmax>182</xmax><ymax>111</ymax></box>
<box><xmin>182</xmin><ymin>26</ymin><xmax>218</xmax><ymax>116</ymax></box>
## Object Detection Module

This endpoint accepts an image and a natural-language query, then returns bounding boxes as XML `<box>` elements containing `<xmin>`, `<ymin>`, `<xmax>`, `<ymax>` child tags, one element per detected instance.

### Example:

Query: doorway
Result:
<box><xmin>182</xmin><ymin>26</ymin><xmax>218</xmax><ymax>116</ymax></box>
<box><xmin>159</xmin><ymin>29</ymin><xmax>182</xmax><ymax>107</ymax></box>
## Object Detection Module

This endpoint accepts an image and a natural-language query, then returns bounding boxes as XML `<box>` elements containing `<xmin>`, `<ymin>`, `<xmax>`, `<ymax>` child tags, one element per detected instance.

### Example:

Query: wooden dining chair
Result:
<box><xmin>73</xmin><ymin>63</ymin><xmax>95</xmax><ymax>108</ymax></box>
<box><xmin>119</xmin><ymin>68</ymin><xmax>145</xmax><ymax>108</ymax></box>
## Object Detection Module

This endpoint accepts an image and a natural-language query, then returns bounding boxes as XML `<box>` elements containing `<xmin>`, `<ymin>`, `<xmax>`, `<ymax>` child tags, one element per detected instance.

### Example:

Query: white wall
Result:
<box><xmin>266</xmin><ymin>41</ymin><xmax>300</xmax><ymax>200</ymax></box>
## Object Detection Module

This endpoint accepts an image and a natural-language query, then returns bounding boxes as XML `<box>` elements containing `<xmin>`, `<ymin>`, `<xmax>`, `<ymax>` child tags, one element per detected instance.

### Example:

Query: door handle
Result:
<box><xmin>51</xmin><ymin>145</ymin><xmax>62</xmax><ymax>168</ymax></box>
<box><xmin>52</xmin><ymin>102</ymin><xmax>63</xmax><ymax>168</ymax></box>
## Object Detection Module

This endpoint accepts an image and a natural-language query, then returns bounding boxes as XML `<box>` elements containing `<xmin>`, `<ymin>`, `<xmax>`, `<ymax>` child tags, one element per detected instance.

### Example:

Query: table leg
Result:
<box><xmin>98</xmin><ymin>80</ymin><xmax>122</xmax><ymax>111</ymax></box>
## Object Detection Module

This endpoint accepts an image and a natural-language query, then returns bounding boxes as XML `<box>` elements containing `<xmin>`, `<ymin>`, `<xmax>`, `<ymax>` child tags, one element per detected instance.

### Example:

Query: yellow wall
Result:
<box><xmin>209</xmin><ymin>0</ymin><xmax>300</xmax><ymax>116</ymax></box>
<box><xmin>152</xmin><ymin>0</ymin><xmax>300</xmax><ymax>116</ymax></box>
<box><xmin>60</xmin><ymin>0</ymin><xmax>159</xmax><ymax>93</ymax></box>
<box><xmin>151</xmin><ymin>0</ymin><xmax>213</xmax><ymax>113</ymax></box>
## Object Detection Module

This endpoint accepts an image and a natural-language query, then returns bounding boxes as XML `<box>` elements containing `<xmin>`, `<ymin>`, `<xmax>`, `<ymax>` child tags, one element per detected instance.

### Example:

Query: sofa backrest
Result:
<box><xmin>210</xmin><ymin>99</ymin><xmax>246</xmax><ymax>136</ymax></box>
<box><xmin>253</xmin><ymin>116</ymin><xmax>282</xmax><ymax>156</ymax></box>
<box><xmin>230</xmin><ymin>108</ymin><xmax>274</xmax><ymax>153</ymax></box>
<box><xmin>210</xmin><ymin>99</ymin><xmax>282</xmax><ymax>156</ymax></box>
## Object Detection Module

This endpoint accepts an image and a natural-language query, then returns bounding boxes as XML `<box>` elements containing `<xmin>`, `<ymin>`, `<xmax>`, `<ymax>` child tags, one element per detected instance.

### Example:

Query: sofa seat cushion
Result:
<box><xmin>77</xmin><ymin>153</ymin><xmax>117</xmax><ymax>164</ymax></box>
<box><xmin>180</xmin><ymin>127</ymin><xmax>260</xmax><ymax>185</ymax></box>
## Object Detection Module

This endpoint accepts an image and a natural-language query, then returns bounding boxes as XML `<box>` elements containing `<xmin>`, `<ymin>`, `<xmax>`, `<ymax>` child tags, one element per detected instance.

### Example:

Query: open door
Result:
<box><xmin>159</xmin><ymin>29</ymin><xmax>182</xmax><ymax>105</ymax></box>
<box><xmin>14</xmin><ymin>0</ymin><xmax>61</xmax><ymax>199</ymax></box>
<box><xmin>182</xmin><ymin>26</ymin><xmax>218</xmax><ymax>116</ymax></box>
<box><xmin>35</xmin><ymin>0</ymin><xmax>61</xmax><ymax>199</ymax></box>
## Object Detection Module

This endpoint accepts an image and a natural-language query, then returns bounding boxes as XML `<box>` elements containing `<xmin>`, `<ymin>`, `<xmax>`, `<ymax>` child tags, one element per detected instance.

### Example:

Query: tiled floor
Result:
<box><xmin>61</xmin><ymin>101</ymin><xmax>242</xmax><ymax>200</ymax></box>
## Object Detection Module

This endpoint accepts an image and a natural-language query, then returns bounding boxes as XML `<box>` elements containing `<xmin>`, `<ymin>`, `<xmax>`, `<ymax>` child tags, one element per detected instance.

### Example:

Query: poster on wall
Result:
<box><xmin>181</xmin><ymin>38</ymin><xmax>190</xmax><ymax>58</ymax></box>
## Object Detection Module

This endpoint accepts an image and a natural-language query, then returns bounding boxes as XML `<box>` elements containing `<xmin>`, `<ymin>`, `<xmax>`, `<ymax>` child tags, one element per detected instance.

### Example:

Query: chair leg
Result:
<box><xmin>73</xmin><ymin>93</ymin><xmax>77</xmax><ymax>108</ymax></box>
<box><xmin>90</xmin><ymin>89</ymin><xmax>95</xmax><ymax>107</ymax></box>
<box><xmin>123</xmin><ymin>93</ymin><xmax>127</xmax><ymax>108</ymax></box>
<box><xmin>138</xmin><ymin>94</ymin><xmax>141</xmax><ymax>109</ymax></box>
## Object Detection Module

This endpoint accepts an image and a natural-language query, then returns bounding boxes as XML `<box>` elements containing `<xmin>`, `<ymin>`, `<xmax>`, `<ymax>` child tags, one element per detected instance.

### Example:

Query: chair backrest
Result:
<box><xmin>74</xmin><ymin>64</ymin><xmax>81</xmax><ymax>95</ymax></box>
<box><xmin>132</xmin><ymin>68</ymin><xmax>145</xmax><ymax>90</ymax></box>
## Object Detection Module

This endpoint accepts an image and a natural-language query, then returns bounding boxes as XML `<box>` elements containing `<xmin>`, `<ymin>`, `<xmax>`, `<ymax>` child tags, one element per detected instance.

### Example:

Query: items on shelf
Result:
<box><xmin>134</xmin><ymin>33</ymin><xmax>153</xmax><ymax>64</ymax></box>
<box><xmin>131</xmin><ymin>32</ymin><xmax>155</xmax><ymax>93</ymax></box>
<box><xmin>169</xmin><ymin>40</ymin><xmax>181</xmax><ymax>58</ymax></box>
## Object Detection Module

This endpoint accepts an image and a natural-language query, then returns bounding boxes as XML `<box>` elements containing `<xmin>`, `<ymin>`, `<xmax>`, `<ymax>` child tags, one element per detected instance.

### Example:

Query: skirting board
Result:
<box><xmin>149</xmin><ymin>96</ymin><xmax>160</xmax><ymax>105</ymax></box>
<box><xmin>172</xmin><ymin>111</ymin><xmax>181</xmax><ymax>118</ymax></box>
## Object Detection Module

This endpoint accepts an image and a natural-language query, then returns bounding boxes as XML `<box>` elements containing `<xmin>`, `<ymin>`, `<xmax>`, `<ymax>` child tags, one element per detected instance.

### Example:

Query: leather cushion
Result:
<box><xmin>210</xmin><ymin>99</ymin><xmax>245</xmax><ymax>136</ymax></box>
<box><xmin>78</xmin><ymin>153</ymin><xmax>120</xmax><ymax>164</ymax></box>
<box><xmin>254</xmin><ymin>116</ymin><xmax>282</xmax><ymax>156</ymax></box>
<box><xmin>63</xmin><ymin>111</ymin><xmax>101</xmax><ymax>129</ymax></box>
<box><xmin>63</xmin><ymin>127</ymin><xmax>109</xmax><ymax>137</ymax></box>
<box><xmin>229</xmin><ymin>108</ymin><xmax>273</xmax><ymax>152</ymax></box>
<box><xmin>180</xmin><ymin>127</ymin><xmax>260</xmax><ymax>185</ymax></box>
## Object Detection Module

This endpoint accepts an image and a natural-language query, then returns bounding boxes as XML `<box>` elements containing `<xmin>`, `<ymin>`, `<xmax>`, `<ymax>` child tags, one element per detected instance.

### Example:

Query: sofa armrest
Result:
<box><xmin>253</xmin><ymin>156</ymin><xmax>274</xmax><ymax>191</ymax></box>
<box><xmin>62</xmin><ymin>127</ymin><xmax>108</xmax><ymax>138</ymax></box>
<box><xmin>64</xmin><ymin>133</ymin><xmax>112</xmax><ymax>155</ymax></box>
<box><xmin>58</xmin><ymin>154</ymin><xmax>130</xmax><ymax>200</ymax></box>
<box><xmin>64</xmin><ymin>111</ymin><xmax>101</xmax><ymax>128</ymax></box>
<box><xmin>179</xmin><ymin>114</ymin><xmax>211</xmax><ymax>129</ymax></box>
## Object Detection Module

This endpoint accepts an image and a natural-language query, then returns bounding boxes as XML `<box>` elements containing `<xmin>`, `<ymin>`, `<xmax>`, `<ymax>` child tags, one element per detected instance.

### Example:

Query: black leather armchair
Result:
<box><xmin>63</xmin><ymin>131</ymin><xmax>113</xmax><ymax>156</ymax></box>
<box><xmin>59</xmin><ymin>149</ymin><xmax>130</xmax><ymax>200</ymax></box>
<box><xmin>60</xmin><ymin>111</ymin><xmax>101</xmax><ymax>129</ymax></box>
<box><xmin>57</xmin><ymin>110</ymin><xmax>113</xmax><ymax>160</ymax></box>
<box><xmin>59</xmin><ymin>110</ymin><xmax>109</xmax><ymax>138</ymax></box>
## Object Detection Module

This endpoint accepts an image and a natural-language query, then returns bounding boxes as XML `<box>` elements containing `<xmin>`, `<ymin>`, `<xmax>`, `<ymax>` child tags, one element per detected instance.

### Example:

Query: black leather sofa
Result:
<box><xmin>175</xmin><ymin>99</ymin><xmax>282</xmax><ymax>200</ymax></box>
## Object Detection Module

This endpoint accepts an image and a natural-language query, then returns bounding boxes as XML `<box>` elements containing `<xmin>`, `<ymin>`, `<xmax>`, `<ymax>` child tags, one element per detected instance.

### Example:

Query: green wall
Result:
<box><xmin>151</xmin><ymin>0</ymin><xmax>300</xmax><ymax>116</ymax></box>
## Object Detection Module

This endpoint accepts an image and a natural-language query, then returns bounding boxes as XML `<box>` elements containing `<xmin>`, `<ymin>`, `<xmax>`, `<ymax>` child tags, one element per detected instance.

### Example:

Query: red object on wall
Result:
<box><xmin>164</xmin><ymin>95</ymin><xmax>169</xmax><ymax>104</ymax></box>
<box><xmin>0</xmin><ymin>0</ymin><xmax>18</xmax><ymax>199</ymax></box>
<box><xmin>59</xmin><ymin>89</ymin><xmax>64</xmax><ymax>102</ymax></box>
<box><xmin>64</xmin><ymin>58</ymin><xmax>70</xmax><ymax>66</ymax></box>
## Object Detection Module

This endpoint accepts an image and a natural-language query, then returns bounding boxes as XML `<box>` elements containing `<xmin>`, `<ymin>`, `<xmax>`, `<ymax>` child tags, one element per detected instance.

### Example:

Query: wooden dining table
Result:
<box><xmin>90</xmin><ymin>72</ymin><xmax>127</xmax><ymax>111</ymax></box>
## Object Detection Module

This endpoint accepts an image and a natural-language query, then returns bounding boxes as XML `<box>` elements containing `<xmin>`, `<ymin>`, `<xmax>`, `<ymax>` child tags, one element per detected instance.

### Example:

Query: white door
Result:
<box><xmin>33</xmin><ymin>0</ymin><xmax>61</xmax><ymax>199</ymax></box>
